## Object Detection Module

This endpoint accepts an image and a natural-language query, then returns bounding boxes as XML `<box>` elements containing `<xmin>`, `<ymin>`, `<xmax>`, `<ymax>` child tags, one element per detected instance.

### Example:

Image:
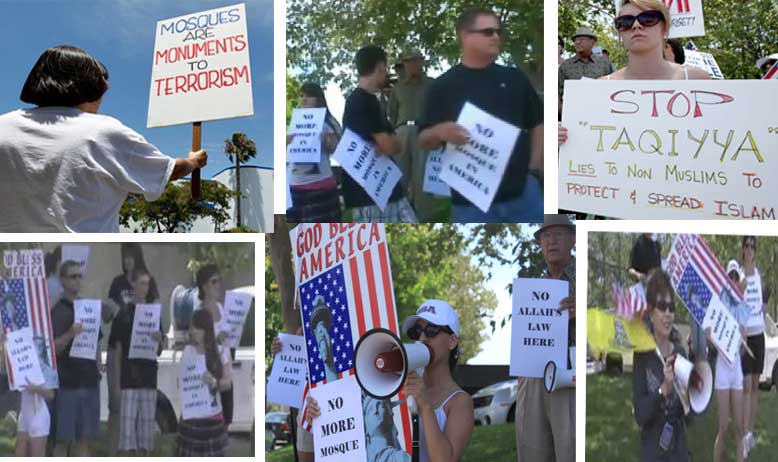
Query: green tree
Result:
<box><xmin>287</xmin><ymin>72</ymin><xmax>302</xmax><ymax>126</ymax></box>
<box><xmin>120</xmin><ymin>180</ymin><xmax>236</xmax><ymax>232</ymax></box>
<box><xmin>223</xmin><ymin>133</ymin><xmax>257</xmax><ymax>228</ymax></box>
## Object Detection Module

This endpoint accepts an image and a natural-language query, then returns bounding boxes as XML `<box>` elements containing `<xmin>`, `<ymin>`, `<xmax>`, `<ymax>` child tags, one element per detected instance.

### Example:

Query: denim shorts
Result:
<box><xmin>55</xmin><ymin>386</ymin><xmax>100</xmax><ymax>441</ymax></box>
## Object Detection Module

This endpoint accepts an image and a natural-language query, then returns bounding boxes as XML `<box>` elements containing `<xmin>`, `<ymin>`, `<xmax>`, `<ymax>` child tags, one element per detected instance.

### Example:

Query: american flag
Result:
<box><xmin>677</xmin><ymin>266</ymin><xmax>712</xmax><ymax>325</ymax></box>
<box><xmin>764</xmin><ymin>62</ymin><xmax>778</xmax><ymax>80</ymax></box>
<box><xmin>1</xmin><ymin>278</ymin><xmax>57</xmax><ymax>388</ymax></box>
<box><xmin>295</xmin><ymin>224</ymin><xmax>412</xmax><ymax>454</ymax></box>
<box><xmin>612</xmin><ymin>282</ymin><xmax>646</xmax><ymax>320</ymax></box>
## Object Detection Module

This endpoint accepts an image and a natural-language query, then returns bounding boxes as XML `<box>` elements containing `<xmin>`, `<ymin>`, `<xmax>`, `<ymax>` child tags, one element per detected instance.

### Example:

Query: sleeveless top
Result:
<box><xmin>607</xmin><ymin>66</ymin><xmax>689</xmax><ymax>79</ymax></box>
<box><xmin>419</xmin><ymin>389</ymin><xmax>466</xmax><ymax>462</ymax></box>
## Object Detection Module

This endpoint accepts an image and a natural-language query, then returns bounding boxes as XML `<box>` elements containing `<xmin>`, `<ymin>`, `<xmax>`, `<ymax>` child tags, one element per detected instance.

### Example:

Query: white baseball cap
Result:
<box><xmin>401</xmin><ymin>299</ymin><xmax>460</xmax><ymax>337</ymax></box>
<box><xmin>726</xmin><ymin>259</ymin><xmax>742</xmax><ymax>280</ymax></box>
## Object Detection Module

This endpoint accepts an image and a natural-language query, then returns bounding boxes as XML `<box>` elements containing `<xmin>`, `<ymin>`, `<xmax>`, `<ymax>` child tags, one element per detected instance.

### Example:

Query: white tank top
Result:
<box><xmin>607</xmin><ymin>66</ymin><xmax>689</xmax><ymax>79</ymax></box>
<box><xmin>419</xmin><ymin>389</ymin><xmax>466</xmax><ymax>462</ymax></box>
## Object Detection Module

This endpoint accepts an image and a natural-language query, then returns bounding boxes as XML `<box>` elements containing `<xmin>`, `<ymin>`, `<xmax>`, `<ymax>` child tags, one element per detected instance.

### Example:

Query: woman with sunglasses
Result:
<box><xmin>738</xmin><ymin>236</ymin><xmax>763</xmax><ymax>459</ymax></box>
<box><xmin>558</xmin><ymin>0</ymin><xmax>709</xmax><ymax>145</ymax></box>
<box><xmin>633</xmin><ymin>269</ymin><xmax>690</xmax><ymax>462</ymax></box>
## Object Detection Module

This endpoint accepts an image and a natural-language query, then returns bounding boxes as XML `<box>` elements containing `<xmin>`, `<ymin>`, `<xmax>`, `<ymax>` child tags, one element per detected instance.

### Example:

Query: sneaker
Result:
<box><xmin>742</xmin><ymin>432</ymin><xmax>752</xmax><ymax>459</ymax></box>
<box><xmin>748</xmin><ymin>432</ymin><xmax>756</xmax><ymax>451</ymax></box>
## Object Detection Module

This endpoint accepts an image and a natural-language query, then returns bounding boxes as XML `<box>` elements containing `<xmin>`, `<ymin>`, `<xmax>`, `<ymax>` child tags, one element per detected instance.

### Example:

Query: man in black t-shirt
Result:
<box><xmin>418</xmin><ymin>8</ymin><xmax>543</xmax><ymax>223</ymax></box>
<box><xmin>341</xmin><ymin>45</ymin><xmax>418</xmax><ymax>223</ymax></box>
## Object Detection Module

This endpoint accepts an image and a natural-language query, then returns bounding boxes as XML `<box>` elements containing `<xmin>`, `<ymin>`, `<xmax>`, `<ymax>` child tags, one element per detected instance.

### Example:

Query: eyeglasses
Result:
<box><xmin>614</xmin><ymin>10</ymin><xmax>664</xmax><ymax>32</ymax></box>
<box><xmin>407</xmin><ymin>323</ymin><xmax>452</xmax><ymax>340</ymax></box>
<box><xmin>539</xmin><ymin>229</ymin><xmax>569</xmax><ymax>241</ymax></box>
<box><xmin>653</xmin><ymin>300</ymin><xmax>675</xmax><ymax>313</ymax></box>
<box><xmin>468</xmin><ymin>27</ymin><xmax>503</xmax><ymax>38</ymax></box>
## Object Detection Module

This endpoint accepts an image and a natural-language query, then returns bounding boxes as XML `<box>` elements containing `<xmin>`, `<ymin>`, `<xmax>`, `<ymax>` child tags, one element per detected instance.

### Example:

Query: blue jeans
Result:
<box><xmin>55</xmin><ymin>386</ymin><xmax>100</xmax><ymax>441</ymax></box>
<box><xmin>452</xmin><ymin>175</ymin><xmax>543</xmax><ymax>223</ymax></box>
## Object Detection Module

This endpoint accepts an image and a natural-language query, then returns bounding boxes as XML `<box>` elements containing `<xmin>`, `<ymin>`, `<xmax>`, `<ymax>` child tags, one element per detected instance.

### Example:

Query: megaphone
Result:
<box><xmin>353</xmin><ymin>327</ymin><xmax>434</xmax><ymax>400</ymax></box>
<box><xmin>673</xmin><ymin>356</ymin><xmax>713</xmax><ymax>415</ymax></box>
<box><xmin>544</xmin><ymin>347</ymin><xmax>576</xmax><ymax>393</ymax></box>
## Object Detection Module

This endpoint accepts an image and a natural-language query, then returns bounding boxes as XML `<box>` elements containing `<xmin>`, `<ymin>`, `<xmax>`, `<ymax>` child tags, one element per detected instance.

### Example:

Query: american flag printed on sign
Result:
<box><xmin>293</xmin><ymin>224</ymin><xmax>412</xmax><ymax>455</ymax></box>
<box><xmin>0</xmin><ymin>278</ymin><xmax>58</xmax><ymax>389</ymax></box>
<box><xmin>764</xmin><ymin>62</ymin><xmax>778</xmax><ymax>80</ymax></box>
<box><xmin>677</xmin><ymin>266</ymin><xmax>712</xmax><ymax>326</ymax></box>
<box><xmin>612</xmin><ymin>282</ymin><xmax>646</xmax><ymax>320</ymax></box>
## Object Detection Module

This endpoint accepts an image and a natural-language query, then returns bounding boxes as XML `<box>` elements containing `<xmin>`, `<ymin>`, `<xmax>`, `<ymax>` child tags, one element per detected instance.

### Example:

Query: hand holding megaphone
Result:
<box><xmin>403</xmin><ymin>371</ymin><xmax>429</xmax><ymax>412</ymax></box>
<box><xmin>660</xmin><ymin>353</ymin><xmax>676</xmax><ymax>398</ymax></box>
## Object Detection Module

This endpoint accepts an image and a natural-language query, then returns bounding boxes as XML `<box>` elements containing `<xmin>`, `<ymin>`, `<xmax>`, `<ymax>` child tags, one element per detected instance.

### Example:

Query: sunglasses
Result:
<box><xmin>743</xmin><ymin>243</ymin><xmax>755</xmax><ymax>249</ymax></box>
<box><xmin>614</xmin><ymin>10</ymin><xmax>664</xmax><ymax>32</ymax></box>
<box><xmin>65</xmin><ymin>274</ymin><xmax>82</xmax><ymax>280</ymax></box>
<box><xmin>653</xmin><ymin>300</ymin><xmax>675</xmax><ymax>313</ymax></box>
<box><xmin>407</xmin><ymin>323</ymin><xmax>453</xmax><ymax>340</ymax></box>
<box><xmin>468</xmin><ymin>27</ymin><xmax>503</xmax><ymax>38</ymax></box>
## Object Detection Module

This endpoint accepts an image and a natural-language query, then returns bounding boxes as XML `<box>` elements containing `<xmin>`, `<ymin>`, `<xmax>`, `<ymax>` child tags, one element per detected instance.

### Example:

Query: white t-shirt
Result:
<box><xmin>744</xmin><ymin>269</ymin><xmax>764</xmax><ymax>336</ymax></box>
<box><xmin>0</xmin><ymin>107</ymin><xmax>176</xmax><ymax>232</ymax></box>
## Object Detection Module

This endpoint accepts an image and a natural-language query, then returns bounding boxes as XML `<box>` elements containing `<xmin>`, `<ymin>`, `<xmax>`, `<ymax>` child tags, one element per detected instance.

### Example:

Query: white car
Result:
<box><xmin>759</xmin><ymin>313</ymin><xmax>778</xmax><ymax>389</ymax></box>
<box><xmin>473</xmin><ymin>379</ymin><xmax>517</xmax><ymax>425</ymax></box>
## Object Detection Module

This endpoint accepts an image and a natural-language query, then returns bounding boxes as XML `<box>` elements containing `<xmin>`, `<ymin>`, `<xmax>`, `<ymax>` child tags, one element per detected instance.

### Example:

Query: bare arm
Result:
<box><xmin>372</xmin><ymin>132</ymin><xmax>401</xmax><ymax>156</ymax></box>
<box><xmin>529</xmin><ymin>124</ymin><xmax>544</xmax><ymax>172</ymax></box>
<box><xmin>218</xmin><ymin>357</ymin><xmax>233</xmax><ymax>391</ymax></box>
<box><xmin>169</xmin><ymin>150</ymin><xmax>208</xmax><ymax>182</ymax></box>
<box><xmin>418</xmin><ymin>122</ymin><xmax>470</xmax><ymax>151</ymax></box>
<box><xmin>420</xmin><ymin>393</ymin><xmax>474</xmax><ymax>462</ymax></box>
<box><xmin>54</xmin><ymin>324</ymin><xmax>80</xmax><ymax>354</ymax></box>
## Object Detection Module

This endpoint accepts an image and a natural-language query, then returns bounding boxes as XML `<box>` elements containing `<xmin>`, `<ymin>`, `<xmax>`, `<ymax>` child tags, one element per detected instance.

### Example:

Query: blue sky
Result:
<box><xmin>0</xmin><ymin>0</ymin><xmax>274</xmax><ymax>178</ymax></box>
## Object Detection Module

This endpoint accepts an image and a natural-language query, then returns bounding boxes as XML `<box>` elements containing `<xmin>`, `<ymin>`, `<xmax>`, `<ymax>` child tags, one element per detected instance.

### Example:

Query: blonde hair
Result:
<box><xmin>619</xmin><ymin>0</ymin><xmax>671</xmax><ymax>33</ymax></box>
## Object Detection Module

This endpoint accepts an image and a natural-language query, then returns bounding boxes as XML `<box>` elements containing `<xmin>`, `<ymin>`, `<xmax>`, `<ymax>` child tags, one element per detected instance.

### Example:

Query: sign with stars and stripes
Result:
<box><xmin>666</xmin><ymin>234</ymin><xmax>742</xmax><ymax>363</ymax></box>
<box><xmin>1</xmin><ymin>249</ymin><xmax>58</xmax><ymax>390</ymax></box>
<box><xmin>292</xmin><ymin>224</ymin><xmax>412</xmax><ymax>460</ymax></box>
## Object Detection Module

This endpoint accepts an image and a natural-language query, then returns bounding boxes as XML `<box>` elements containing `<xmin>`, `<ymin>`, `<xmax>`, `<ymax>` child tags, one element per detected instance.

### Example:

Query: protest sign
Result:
<box><xmin>129</xmin><ymin>304</ymin><xmax>162</xmax><ymax>360</ymax></box>
<box><xmin>614</xmin><ymin>0</ymin><xmax>705</xmax><ymax>38</ymax></box>
<box><xmin>422</xmin><ymin>147</ymin><xmax>451</xmax><ymax>197</ymax></box>
<box><xmin>179</xmin><ymin>346</ymin><xmax>221</xmax><ymax>419</ymax></box>
<box><xmin>685</xmin><ymin>50</ymin><xmax>724</xmax><ymax>79</ymax></box>
<box><xmin>310</xmin><ymin>376</ymin><xmax>367</xmax><ymax>462</ymax></box>
<box><xmin>266</xmin><ymin>333</ymin><xmax>308</xmax><ymax>408</ymax></box>
<box><xmin>292</xmin><ymin>223</ymin><xmax>412</xmax><ymax>457</ymax></box>
<box><xmin>147</xmin><ymin>3</ymin><xmax>253</xmax><ymax>128</ymax></box>
<box><xmin>70</xmin><ymin>299</ymin><xmax>102</xmax><ymax>360</ymax></box>
<box><xmin>222</xmin><ymin>290</ymin><xmax>254</xmax><ymax>348</ymax></box>
<box><xmin>6</xmin><ymin>328</ymin><xmax>44</xmax><ymax>389</ymax></box>
<box><xmin>1</xmin><ymin>250</ymin><xmax>58</xmax><ymax>389</ymax></box>
<box><xmin>510</xmin><ymin>278</ymin><xmax>569</xmax><ymax>378</ymax></box>
<box><xmin>333</xmin><ymin>129</ymin><xmax>402</xmax><ymax>210</ymax></box>
<box><xmin>764</xmin><ymin>62</ymin><xmax>778</xmax><ymax>80</ymax></box>
<box><xmin>665</xmin><ymin>234</ymin><xmax>742</xmax><ymax>363</ymax></box>
<box><xmin>439</xmin><ymin>102</ymin><xmax>519</xmax><ymax>212</ymax></box>
<box><xmin>62</xmin><ymin>245</ymin><xmax>90</xmax><ymax>276</ymax></box>
<box><xmin>559</xmin><ymin>80</ymin><xmax>778</xmax><ymax>219</ymax></box>
<box><xmin>287</xmin><ymin>108</ymin><xmax>327</xmax><ymax>163</ymax></box>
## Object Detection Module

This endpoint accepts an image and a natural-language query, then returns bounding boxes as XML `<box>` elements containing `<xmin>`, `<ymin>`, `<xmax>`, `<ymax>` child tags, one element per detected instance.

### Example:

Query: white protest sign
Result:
<box><xmin>559</xmin><ymin>80</ymin><xmax>778</xmax><ymax>219</ymax></box>
<box><xmin>685</xmin><ymin>50</ymin><xmax>724</xmax><ymax>79</ymax></box>
<box><xmin>6</xmin><ymin>328</ymin><xmax>44</xmax><ymax>389</ymax></box>
<box><xmin>701</xmin><ymin>297</ymin><xmax>741</xmax><ymax>363</ymax></box>
<box><xmin>614</xmin><ymin>0</ymin><xmax>705</xmax><ymax>38</ymax></box>
<box><xmin>179</xmin><ymin>346</ymin><xmax>221</xmax><ymax>419</ymax></box>
<box><xmin>310</xmin><ymin>375</ymin><xmax>367</xmax><ymax>462</ymax></box>
<box><xmin>147</xmin><ymin>3</ymin><xmax>253</xmax><ymax>128</ymax></box>
<box><xmin>286</xmin><ymin>176</ymin><xmax>293</xmax><ymax>210</ymax></box>
<box><xmin>287</xmin><ymin>108</ymin><xmax>327</xmax><ymax>163</ymax></box>
<box><xmin>510</xmin><ymin>278</ymin><xmax>569</xmax><ymax>378</ymax></box>
<box><xmin>333</xmin><ymin>129</ymin><xmax>402</xmax><ymax>210</ymax></box>
<box><xmin>222</xmin><ymin>290</ymin><xmax>254</xmax><ymax>348</ymax></box>
<box><xmin>70</xmin><ymin>299</ymin><xmax>101</xmax><ymax>360</ymax></box>
<box><xmin>129</xmin><ymin>304</ymin><xmax>161</xmax><ymax>360</ymax></box>
<box><xmin>422</xmin><ymin>147</ymin><xmax>451</xmax><ymax>197</ymax></box>
<box><xmin>266</xmin><ymin>333</ymin><xmax>308</xmax><ymax>409</ymax></box>
<box><xmin>62</xmin><ymin>245</ymin><xmax>90</xmax><ymax>276</ymax></box>
<box><xmin>439</xmin><ymin>102</ymin><xmax>519</xmax><ymax>212</ymax></box>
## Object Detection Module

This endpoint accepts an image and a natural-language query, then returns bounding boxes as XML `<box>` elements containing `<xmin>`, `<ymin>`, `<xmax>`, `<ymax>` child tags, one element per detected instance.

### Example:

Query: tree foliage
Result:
<box><xmin>287</xmin><ymin>0</ymin><xmax>544</xmax><ymax>90</ymax></box>
<box><xmin>224</xmin><ymin>132</ymin><xmax>257</xmax><ymax>228</ymax></box>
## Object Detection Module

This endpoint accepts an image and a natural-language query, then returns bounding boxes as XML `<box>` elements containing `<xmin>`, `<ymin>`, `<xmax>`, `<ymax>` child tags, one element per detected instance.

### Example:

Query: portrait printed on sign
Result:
<box><xmin>294</xmin><ymin>224</ymin><xmax>414</xmax><ymax>459</ymax></box>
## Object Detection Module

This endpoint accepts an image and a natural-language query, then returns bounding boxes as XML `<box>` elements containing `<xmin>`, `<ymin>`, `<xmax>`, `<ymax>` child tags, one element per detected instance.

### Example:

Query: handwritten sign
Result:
<box><xmin>266</xmin><ymin>333</ymin><xmax>308</xmax><ymax>409</ymax></box>
<box><xmin>70</xmin><ymin>299</ymin><xmax>101</xmax><ymax>360</ymax></box>
<box><xmin>128</xmin><ymin>304</ymin><xmax>161</xmax><ymax>360</ymax></box>
<box><xmin>685</xmin><ymin>50</ymin><xmax>723</xmax><ymax>80</ymax></box>
<box><xmin>310</xmin><ymin>376</ymin><xmax>367</xmax><ymax>462</ymax></box>
<box><xmin>62</xmin><ymin>245</ymin><xmax>90</xmax><ymax>277</ymax></box>
<box><xmin>6</xmin><ymin>328</ymin><xmax>44</xmax><ymax>389</ymax></box>
<box><xmin>222</xmin><ymin>290</ymin><xmax>253</xmax><ymax>348</ymax></box>
<box><xmin>147</xmin><ymin>3</ymin><xmax>253</xmax><ymax>128</ymax></box>
<box><xmin>614</xmin><ymin>0</ymin><xmax>705</xmax><ymax>38</ymax></box>
<box><xmin>179</xmin><ymin>345</ymin><xmax>221</xmax><ymax>419</ymax></box>
<box><xmin>422</xmin><ymin>147</ymin><xmax>451</xmax><ymax>196</ymax></box>
<box><xmin>333</xmin><ymin>129</ymin><xmax>402</xmax><ymax>210</ymax></box>
<box><xmin>559</xmin><ymin>80</ymin><xmax>778</xmax><ymax>219</ymax></box>
<box><xmin>439</xmin><ymin>102</ymin><xmax>519</xmax><ymax>212</ymax></box>
<box><xmin>287</xmin><ymin>108</ymin><xmax>327</xmax><ymax>163</ymax></box>
<box><xmin>510</xmin><ymin>278</ymin><xmax>569</xmax><ymax>378</ymax></box>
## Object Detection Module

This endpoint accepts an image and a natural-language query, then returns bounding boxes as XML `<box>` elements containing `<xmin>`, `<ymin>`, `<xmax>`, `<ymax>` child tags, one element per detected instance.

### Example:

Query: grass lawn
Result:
<box><xmin>587</xmin><ymin>372</ymin><xmax>778</xmax><ymax>461</ymax></box>
<box><xmin>266</xmin><ymin>423</ymin><xmax>517</xmax><ymax>462</ymax></box>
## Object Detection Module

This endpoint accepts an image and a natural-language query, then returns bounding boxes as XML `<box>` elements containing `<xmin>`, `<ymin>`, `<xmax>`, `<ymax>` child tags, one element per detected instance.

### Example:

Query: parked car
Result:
<box><xmin>759</xmin><ymin>313</ymin><xmax>778</xmax><ymax>389</ymax></box>
<box><xmin>473</xmin><ymin>379</ymin><xmax>517</xmax><ymax>425</ymax></box>
<box><xmin>265</xmin><ymin>411</ymin><xmax>292</xmax><ymax>449</ymax></box>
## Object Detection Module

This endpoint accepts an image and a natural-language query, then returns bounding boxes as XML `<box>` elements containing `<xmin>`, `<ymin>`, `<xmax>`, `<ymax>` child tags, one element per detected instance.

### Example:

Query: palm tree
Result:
<box><xmin>224</xmin><ymin>133</ymin><xmax>257</xmax><ymax>227</ymax></box>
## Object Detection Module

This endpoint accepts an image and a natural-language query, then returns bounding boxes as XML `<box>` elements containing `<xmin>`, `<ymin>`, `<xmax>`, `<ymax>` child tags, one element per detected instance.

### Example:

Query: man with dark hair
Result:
<box><xmin>342</xmin><ymin>45</ymin><xmax>418</xmax><ymax>222</ymax></box>
<box><xmin>663</xmin><ymin>39</ymin><xmax>686</xmax><ymax>65</ymax></box>
<box><xmin>418</xmin><ymin>7</ymin><xmax>543</xmax><ymax>222</ymax></box>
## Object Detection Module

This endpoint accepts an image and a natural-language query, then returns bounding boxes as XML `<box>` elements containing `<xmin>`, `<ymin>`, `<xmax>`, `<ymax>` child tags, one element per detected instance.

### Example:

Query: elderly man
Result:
<box><xmin>516</xmin><ymin>215</ymin><xmax>575</xmax><ymax>462</ymax></box>
<box><xmin>558</xmin><ymin>26</ymin><xmax>612</xmax><ymax>103</ymax></box>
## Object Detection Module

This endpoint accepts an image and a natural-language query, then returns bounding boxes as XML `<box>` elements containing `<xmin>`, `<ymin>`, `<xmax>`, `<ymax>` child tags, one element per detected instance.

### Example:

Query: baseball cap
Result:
<box><xmin>401</xmin><ymin>299</ymin><xmax>460</xmax><ymax>337</ymax></box>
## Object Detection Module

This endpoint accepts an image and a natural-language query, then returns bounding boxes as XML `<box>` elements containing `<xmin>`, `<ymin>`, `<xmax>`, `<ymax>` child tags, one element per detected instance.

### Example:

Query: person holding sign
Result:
<box><xmin>51</xmin><ymin>260</ymin><xmax>101</xmax><ymax>456</ymax></box>
<box><xmin>108</xmin><ymin>268</ymin><xmax>165</xmax><ymax>455</ymax></box>
<box><xmin>176</xmin><ymin>309</ymin><xmax>232</xmax><ymax>456</ymax></box>
<box><xmin>341</xmin><ymin>45</ymin><xmax>418</xmax><ymax>223</ymax></box>
<box><xmin>418</xmin><ymin>7</ymin><xmax>543</xmax><ymax>223</ymax></box>
<box><xmin>738</xmin><ymin>236</ymin><xmax>763</xmax><ymax>459</ymax></box>
<box><xmin>0</xmin><ymin>45</ymin><xmax>208</xmax><ymax>232</ymax></box>
<box><xmin>287</xmin><ymin>83</ymin><xmax>343</xmax><ymax>223</ymax></box>
<box><xmin>515</xmin><ymin>215</ymin><xmax>576</xmax><ymax>462</ymax></box>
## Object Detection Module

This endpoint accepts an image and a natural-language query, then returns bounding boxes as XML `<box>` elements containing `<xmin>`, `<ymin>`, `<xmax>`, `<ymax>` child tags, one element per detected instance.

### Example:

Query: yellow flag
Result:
<box><xmin>587</xmin><ymin>308</ymin><xmax>656</xmax><ymax>355</ymax></box>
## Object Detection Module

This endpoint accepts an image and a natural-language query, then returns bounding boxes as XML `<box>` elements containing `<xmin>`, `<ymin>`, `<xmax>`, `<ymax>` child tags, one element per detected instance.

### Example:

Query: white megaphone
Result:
<box><xmin>353</xmin><ymin>328</ymin><xmax>434</xmax><ymax>403</ymax></box>
<box><xmin>673</xmin><ymin>355</ymin><xmax>713</xmax><ymax>415</ymax></box>
<box><xmin>544</xmin><ymin>347</ymin><xmax>576</xmax><ymax>393</ymax></box>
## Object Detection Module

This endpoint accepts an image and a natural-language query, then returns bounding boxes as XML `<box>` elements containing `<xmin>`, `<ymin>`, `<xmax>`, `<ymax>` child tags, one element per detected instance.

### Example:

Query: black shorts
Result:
<box><xmin>741</xmin><ymin>333</ymin><xmax>765</xmax><ymax>375</ymax></box>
